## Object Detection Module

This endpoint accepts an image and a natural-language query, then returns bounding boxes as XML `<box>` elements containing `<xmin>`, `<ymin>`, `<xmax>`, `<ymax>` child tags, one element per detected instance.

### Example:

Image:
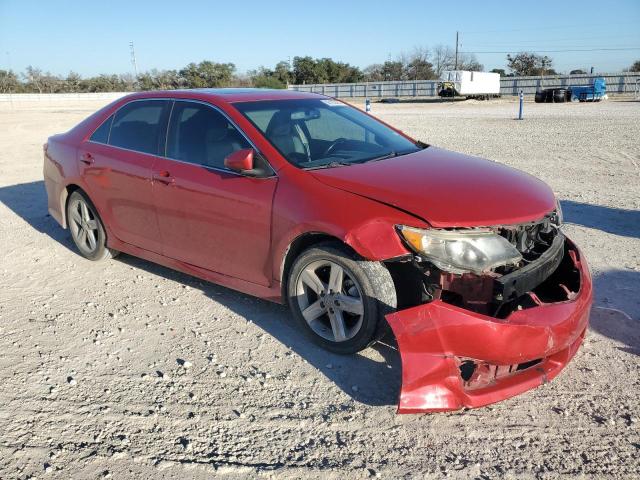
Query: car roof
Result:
<box><xmin>125</xmin><ymin>87</ymin><xmax>324</xmax><ymax>103</ymax></box>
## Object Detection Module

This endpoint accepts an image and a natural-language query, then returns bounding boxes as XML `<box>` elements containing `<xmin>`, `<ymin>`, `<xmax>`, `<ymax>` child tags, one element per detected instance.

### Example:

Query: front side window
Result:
<box><xmin>234</xmin><ymin>99</ymin><xmax>422</xmax><ymax>169</ymax></box>
<box><xmin>166</xmin><ymin>101</ymin><xmax>251</xmax><ymax>170</ymax></box>
<box><xmin>109</xmin><ymin>100</ymin><xmax>168</xmax><ymax>155</ymax></box>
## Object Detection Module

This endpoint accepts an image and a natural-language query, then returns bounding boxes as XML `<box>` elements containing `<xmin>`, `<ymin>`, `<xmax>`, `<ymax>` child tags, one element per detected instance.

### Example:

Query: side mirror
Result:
<box><xmin>224</xmin><ymin>148</ymin><xmax>254</xmax><ymax>172</ymax></box>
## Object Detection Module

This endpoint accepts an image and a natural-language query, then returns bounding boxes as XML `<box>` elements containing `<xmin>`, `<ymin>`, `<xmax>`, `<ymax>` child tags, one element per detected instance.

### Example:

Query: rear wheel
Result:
<box><xmin>287</xmin><ymin>243</ymin><xmax>397</xmax><ymax>354</ymax></box>
<box><xmin>67</xmin><ymin>190</ymin><xmax>118</xmax><ymax>261</ymax></box>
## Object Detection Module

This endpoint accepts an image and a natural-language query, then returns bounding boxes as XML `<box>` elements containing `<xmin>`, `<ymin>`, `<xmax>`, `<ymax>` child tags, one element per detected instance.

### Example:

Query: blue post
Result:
<box><xmin>365</xmin><ymin>98</ymin><xmax>371</xmax><ymax>113</ymax></box>
<box><xmin>518</xmin><ymin>90</ymin><xmax>524</xmax><ymax>120</ymax></box>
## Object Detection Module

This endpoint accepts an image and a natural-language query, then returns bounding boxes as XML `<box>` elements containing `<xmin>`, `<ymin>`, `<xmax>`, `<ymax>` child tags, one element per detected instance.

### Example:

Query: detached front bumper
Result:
<box><xmin>385</xmin><ymin>238</ymin><xmax>592</xmax><ymax>414</ymax></box>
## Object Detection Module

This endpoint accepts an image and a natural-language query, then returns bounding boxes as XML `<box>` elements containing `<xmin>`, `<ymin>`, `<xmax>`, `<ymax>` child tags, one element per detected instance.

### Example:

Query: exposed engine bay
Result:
<box><xmin>389</xmin><ymin>210</ymin><xmax>581</xmax><ymax>318</ymax></box>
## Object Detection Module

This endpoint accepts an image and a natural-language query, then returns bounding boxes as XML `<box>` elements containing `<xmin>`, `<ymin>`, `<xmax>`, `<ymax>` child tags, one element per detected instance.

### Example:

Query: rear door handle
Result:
<box><xmin>80</xmin><ymin>152</ymin><xmax>94</xmax><ymax>165</ymax></box>
<box><xmin>153</xmin><ymin>171</ymin><xmax>175</xmax><ymax>185</ymax></box>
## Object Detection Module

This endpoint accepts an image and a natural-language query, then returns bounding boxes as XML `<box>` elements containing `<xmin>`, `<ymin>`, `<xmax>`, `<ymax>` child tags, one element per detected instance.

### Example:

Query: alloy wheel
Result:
<box><xmin>69</xmin><ymin>197</ymin><xmax>99</xmax><ymax>255</ymax></box>
<box><xmin>294</xmin><ymin>260</ymin><xmax>365</xmax><ymax>342</ymax></box>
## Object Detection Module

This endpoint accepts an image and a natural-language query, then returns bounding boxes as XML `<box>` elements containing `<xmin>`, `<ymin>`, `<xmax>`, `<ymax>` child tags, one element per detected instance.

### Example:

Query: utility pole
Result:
<box><xmin>129</xmin><ymin>41</ymin><xmax>139</xmax><ymax>79</ymax></box>
<box><xmin>5</xmin><ymin>51</ymin><xmax>14</xmax><ymax>104</ymax></box>
<box><xmin>454</xmin><ymin>31</ymin><xmax>459</xmax><ymax>70</ymax></box>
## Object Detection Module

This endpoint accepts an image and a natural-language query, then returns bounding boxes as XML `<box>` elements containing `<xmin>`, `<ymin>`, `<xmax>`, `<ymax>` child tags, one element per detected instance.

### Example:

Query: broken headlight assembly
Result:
<box><xmin>397</xmin><ymin>226</ymin><xmax>523</xmax><ymax>275</ymax></box>
<box><xmin>551</xmin><ymin>199</ymin><xmax>563</xmax><ymax>227</ymax></box>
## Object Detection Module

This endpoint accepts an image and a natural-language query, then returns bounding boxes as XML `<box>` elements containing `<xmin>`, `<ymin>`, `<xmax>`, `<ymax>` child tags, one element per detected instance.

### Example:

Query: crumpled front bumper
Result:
<box><xmin>385</xmin><ymin>238</ymin><xmax>592</xmax><ymax>414</ymax></box>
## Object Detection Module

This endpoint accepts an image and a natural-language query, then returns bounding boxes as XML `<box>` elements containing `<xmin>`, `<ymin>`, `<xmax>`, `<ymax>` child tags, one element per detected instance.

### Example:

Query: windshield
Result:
<box><xmin>233</xmin><ymin>99</ymin><xmax>422</xmax><ymax>169</ymax></box>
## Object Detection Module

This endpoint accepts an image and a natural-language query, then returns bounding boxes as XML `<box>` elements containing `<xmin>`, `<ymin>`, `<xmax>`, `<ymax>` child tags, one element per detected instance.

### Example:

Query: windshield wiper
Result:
<box><xmin>362</xmin><ymin>147</ymin><xmax>423</xmax><ymax>164</ymax></box>
<box><xmin>305</xmin><ymin>161</ymin><xmax>353</xmax><ymax>170</ymax></box>
<box><xmin>362</xmin><ymin>151</ymin><xmax>398</xmax><ymax>163</ymax></box>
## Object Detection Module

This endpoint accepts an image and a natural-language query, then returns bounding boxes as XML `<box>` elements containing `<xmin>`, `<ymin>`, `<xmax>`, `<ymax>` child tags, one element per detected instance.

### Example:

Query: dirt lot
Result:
<box><xmin>0</xmin><ymin>97</ymin><xmax>638</xmax><ymax>479</ymax></box>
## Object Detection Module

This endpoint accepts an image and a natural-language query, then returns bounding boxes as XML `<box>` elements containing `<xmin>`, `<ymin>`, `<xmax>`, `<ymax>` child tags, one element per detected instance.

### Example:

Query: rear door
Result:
<box><xmin>151</xmin><ymin>100</ymin><xmax>277</xmax><ymax>285</ymax></box>
<box><xmin>80</xmin><ymin>99</ymin><xmax>170</xmax><ymax>253</ymax></box>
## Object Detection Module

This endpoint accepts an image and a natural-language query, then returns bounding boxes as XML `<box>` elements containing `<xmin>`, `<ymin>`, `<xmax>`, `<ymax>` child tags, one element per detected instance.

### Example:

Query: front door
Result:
<box><xmin>152</xmin><ymin>100</ymin><xmax>277</xmax><ymax>286</ymax></box>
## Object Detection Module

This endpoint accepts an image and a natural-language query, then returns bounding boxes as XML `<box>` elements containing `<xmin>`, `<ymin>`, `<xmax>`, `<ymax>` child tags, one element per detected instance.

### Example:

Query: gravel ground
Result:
<box><xmin>0</xmin><ymin>97</ymin><xmax>638</xmax><ymax>479</ymax></box>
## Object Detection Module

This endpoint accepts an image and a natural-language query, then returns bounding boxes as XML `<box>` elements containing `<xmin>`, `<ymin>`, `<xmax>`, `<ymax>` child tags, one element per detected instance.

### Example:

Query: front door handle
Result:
<box><xmin>80</xmin><ymin>152</ymin><xmax>94</xmax><ymax>165</ymax></box>
<box><xmin>153</xmin><ymin>171</ymin><xmax>175</xmax><ymax>185</ymax></box>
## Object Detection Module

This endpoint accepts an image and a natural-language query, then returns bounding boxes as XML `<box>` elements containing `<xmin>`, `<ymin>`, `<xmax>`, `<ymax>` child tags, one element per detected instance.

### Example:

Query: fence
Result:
<box><xmin>288</xmin><ymin>73</ymin><xmax>640</xmax><ymax>98</ymax></box>
<box><xmin>2</xmin><ymin>73</ymin><xmax>638</xmax><ymax>102</ymax></box>
<box><xmin>500</xmin><ymin>73</ymin><xmax>640</xmax><ymax>96</ymax></box>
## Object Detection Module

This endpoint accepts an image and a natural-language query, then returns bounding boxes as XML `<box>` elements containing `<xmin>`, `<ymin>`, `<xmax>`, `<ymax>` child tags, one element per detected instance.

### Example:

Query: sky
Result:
<box><xmin>1</xmin><ymin>0</ymin><xmax>639</xmax><ymax>77</ymax></box>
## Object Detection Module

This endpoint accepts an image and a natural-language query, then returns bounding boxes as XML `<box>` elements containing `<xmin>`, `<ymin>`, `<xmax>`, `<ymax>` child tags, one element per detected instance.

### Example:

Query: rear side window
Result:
<box><xmin>90</xmin><ymin>115</ymin><xmax>113</xmax><ymax>144</ymax></box>
<box><xmin>166</xmin><ymin>101</ymin><xmax>251</xmax><ymax>169</ymax></box>
<box><xmin>109</xmin><ymin>100</ymin><xmax>168</xmax><ymax>155</ymax></box>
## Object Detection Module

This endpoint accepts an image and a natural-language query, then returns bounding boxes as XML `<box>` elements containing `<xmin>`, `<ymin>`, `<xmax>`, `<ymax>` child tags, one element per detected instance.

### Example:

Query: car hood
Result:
<box><xmin>310</xmin><ymin>147</ymin><xmax>556</xmax><ymax>228</ymax></box>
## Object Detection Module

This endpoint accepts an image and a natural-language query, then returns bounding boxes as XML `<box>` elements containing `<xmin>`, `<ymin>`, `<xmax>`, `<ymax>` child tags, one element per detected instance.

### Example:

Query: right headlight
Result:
<box><xmin>398</xmin><ymin>226</ymin><xmax>523</xmax><ymax>275</ymax></box>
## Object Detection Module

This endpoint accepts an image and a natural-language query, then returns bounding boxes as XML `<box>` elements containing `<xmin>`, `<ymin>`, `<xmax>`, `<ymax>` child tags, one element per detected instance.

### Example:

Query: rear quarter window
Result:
<box><xmin>89</xmin><ymin>115</ymin><xmax>113</xmax><ymax>144</ymax></box>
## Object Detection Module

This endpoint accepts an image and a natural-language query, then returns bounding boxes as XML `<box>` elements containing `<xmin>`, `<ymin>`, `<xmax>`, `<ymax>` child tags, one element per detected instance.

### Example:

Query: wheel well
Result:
<box><xmin>280</xmin><ymin>232</ymin><xmax>350</xmax><ymax>303</ymax></box>
<box><xmin>385</xmin><ymin>261</ymin><xmax>425</xmax><ymax>309</ymax></box>
<box><xmin>61</xmin><ymin>184</ymin><xmax>81</xmax><ymax>228</ymax></box>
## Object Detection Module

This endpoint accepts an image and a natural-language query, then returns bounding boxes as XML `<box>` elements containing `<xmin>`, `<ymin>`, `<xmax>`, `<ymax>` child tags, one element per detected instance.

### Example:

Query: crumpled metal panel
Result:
<box><xmin>385</xmin><ymin>240</ymin><xmax>592</xmax><ymax>414</ymax></box>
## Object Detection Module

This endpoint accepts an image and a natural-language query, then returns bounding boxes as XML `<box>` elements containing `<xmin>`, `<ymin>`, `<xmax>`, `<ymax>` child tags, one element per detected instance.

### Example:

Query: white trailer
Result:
<box><xmin>438</xmin><ymin>71</ymin><xmax>501</xmax><ymax>99</ymax></box>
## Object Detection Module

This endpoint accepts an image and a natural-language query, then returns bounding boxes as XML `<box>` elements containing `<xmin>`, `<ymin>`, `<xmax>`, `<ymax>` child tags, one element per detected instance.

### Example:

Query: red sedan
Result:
<box><xmin>43</xmin><ymin>89</ymin><xmax>592</xmax><ymax>413</ymax></box>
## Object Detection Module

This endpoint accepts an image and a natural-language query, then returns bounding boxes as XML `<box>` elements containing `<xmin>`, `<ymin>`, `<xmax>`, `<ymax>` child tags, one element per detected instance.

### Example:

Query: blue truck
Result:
<box><xmin>534</xmin><ymin>77</ymin><xmax>606</xmax><ymax>103</ymax></box>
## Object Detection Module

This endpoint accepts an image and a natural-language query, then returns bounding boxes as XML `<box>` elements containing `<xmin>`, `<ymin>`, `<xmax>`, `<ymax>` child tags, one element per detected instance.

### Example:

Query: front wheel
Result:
<box><xmin>287</xmin><ymin>243</ymin><xmax>397</xmax><ymax>354</ymax></box>
<box><xmin>67</xmin><ymin>190</ymin><xmax>118</xmax><ymax>261</ymax></box>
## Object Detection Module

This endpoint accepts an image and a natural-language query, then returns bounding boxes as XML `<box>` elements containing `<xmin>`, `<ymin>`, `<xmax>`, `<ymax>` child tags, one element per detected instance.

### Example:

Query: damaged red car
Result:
<box><xmin>43</xmin><ymin>89</ymin><xmax>592</xmax><ymax>413</ymax></box>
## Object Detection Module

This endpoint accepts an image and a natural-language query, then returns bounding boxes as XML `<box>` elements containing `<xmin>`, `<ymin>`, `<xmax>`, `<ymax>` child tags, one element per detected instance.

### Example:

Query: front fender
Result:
<box><xmin>272</xmin><ymin>218</ymin><xmax>413</xmax><ymax>298</ymax></box>
<box><xmin>271</xmin><ymin>170</ymin><xmax>425</xmax><ymax>284</ymax></box>
<box><xmin>343</xmin><ymin>217</ymin><xmax>411</xmax><ymax>260</ymax></box>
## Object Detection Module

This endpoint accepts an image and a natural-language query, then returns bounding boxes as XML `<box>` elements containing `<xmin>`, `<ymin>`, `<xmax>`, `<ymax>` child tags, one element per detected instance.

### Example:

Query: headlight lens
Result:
<box><xmin>398</xmin><ymin>226</ymin><xmax>523</xmax><ymax>274</ymax></box>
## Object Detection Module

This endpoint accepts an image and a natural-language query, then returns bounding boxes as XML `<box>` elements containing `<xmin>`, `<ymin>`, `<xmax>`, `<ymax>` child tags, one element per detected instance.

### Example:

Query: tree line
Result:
<box><xmin>1</xmin><ymin>50</ymin><xmax>638</xmax><ymax>94</ymax></box>
<box><xmin>0</xmin><ymin>45</ymin><xmax>482</xmax><ymax>93</ymax></box>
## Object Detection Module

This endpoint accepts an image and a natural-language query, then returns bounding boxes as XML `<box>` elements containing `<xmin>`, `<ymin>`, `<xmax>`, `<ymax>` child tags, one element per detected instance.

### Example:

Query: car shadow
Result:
<box><xmin>590</xmin><ymin>269</ymin><xmax>640</xmax><ymax>356</ymax></box>
<box><xmin>1</xmin><ymin>180</ymin><xmax>637</xmax><ymax>409</ymax></box>
<box><xmin>561</xmin><ymin>199</ymin><xmax>640</xmax><ymax>239</ymax></box>
<box><xmin>0</xmin><ymin>180</ymin><xmax>77</xmax><ymax>253</ymax></box>
<box><xmin>118</xmin><ymin>254</ymin><xmax>402</xmax><ymax>407</ymax></box>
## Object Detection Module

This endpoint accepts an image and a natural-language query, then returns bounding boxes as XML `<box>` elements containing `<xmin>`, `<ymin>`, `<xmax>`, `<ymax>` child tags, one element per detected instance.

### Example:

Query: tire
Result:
<box><xmin>542</xmin><ymin>89</ymin><xmax>555</xmax><ymax>103</ymax></box>
<box><xmin>553</xmin><ymin>89</ymin><xmax>567</xmax><ymax>103</ymax></box>
<box><xmin>287</xmin><ymin>242</ymin><xmax>397</xmax><ymax>354</ymax></box>
<box><xmin>534</xmin><ymin>91</ymin><xmax>545</xmax><ymax>103</ymax></box>
<box><xmin>66</xmin><ymin>190</ymin><xmax>118</xmax><ymax>261</ymax></box>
